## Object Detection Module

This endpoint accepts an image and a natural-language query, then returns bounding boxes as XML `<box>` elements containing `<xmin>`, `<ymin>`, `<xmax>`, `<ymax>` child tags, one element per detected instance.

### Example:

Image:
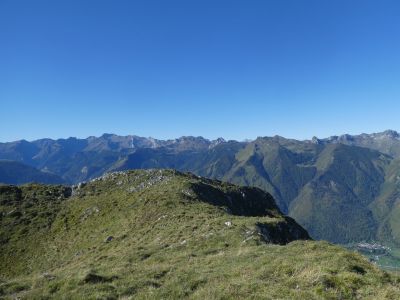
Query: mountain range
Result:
<box><xmin>1</xmin><ymin>130</ymin><xmax>400</xmax><ymax>246</ymax></box>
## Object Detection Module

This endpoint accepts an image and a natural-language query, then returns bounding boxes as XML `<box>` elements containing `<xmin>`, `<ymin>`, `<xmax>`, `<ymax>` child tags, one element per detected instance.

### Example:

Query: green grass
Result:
<box><xmin>1</xmin><ymin>170</ymin><xmax>399</xmax><ymax>299</ymax></box>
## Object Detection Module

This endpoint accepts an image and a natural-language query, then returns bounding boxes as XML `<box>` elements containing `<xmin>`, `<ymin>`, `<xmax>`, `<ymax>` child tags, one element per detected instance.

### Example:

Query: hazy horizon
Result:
<box><xmin>1</xmin><ymin>128</ymin><xmax>399</xmax><ymax>144</ymax></box>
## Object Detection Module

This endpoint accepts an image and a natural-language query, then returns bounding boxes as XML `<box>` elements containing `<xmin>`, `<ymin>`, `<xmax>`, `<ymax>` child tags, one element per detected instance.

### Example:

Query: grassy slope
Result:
<box><xmin>370</xmin><ymin>159</ymin><xmax>400</xmax><ymax>246</ymax></box>
<box><xmin>289</xmin><ymin>144</ymin><xmax>389</xmax><ymax>243</ymax></box>
<box><xmin>1</xmin><ymin>170</ymin><xmax>399</xmax><ymax>299</ymax></box>
<box><xmin>223</xmin><ymin>138</ymin><xmax>318</xmax><ymax>214</ymax></box>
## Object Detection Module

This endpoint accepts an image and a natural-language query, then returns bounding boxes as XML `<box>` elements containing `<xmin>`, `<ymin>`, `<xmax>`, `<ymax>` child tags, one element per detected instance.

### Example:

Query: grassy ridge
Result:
<box><xmin>1</xmin><ymin>170</ymin><xmax>399</xmax><ymax>299</ymax></box>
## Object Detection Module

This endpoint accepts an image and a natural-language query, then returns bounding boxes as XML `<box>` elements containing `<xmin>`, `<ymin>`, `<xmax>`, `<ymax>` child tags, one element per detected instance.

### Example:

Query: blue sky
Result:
<box><xmin>1</xmin><ymin>0</ymin><xmax>400</xmax><ymax>142</ymax></box>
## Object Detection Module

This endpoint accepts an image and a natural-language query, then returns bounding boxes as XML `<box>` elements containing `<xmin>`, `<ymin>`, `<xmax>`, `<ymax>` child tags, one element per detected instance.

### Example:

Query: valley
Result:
<box><xmin>2</xmin><ymin>131</ymin><xmax>400</xmax><ymax>247</ymax></box>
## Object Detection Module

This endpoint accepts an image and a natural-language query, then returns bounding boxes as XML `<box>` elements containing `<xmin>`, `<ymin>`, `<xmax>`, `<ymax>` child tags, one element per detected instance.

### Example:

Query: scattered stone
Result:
<box><xmin>105</xmin><ymin>236</ymin><xmax>114</xmax><ymax>243</ymax></box>
<box><xmin>42</xmin><ymin>272</ymin><xmax>56</xmax><ymax>280</ymax></box>
<box><xmin>90</xmin><ymin>171</ymin><xmax>128</xmax><ymax>183</ymax></box>
<box><xmin>80</xmin><ymin>206</ymin><xmax>100</xmax><ymax>221</ymax></box>
<box><xmin>126</xmin><ymin>172</ymin><xmax>172</xmax><ymax>193</ymax></box>
<box><xmin>242</xmin><ymin>229</ymin><xmax>255</xmax><ymax>243</ymax></box>
<box><xmin>242</xmin><ymin>236</ymin><xmax>253</xmax><ymax>243</ymax></box>
<box><xmin>182</xmin><ymin>189</ymin><xmax>194</xmax><ymax>197</ymax></box>
<box><xmin>71</xmin><ymin>182</ymin><xmax>87</xmax><ymax>197</ymax></box>
<box><xmin>156</xmin><ymin>215</ymin><xmax>168</xmax><ymax>221</ymax></box>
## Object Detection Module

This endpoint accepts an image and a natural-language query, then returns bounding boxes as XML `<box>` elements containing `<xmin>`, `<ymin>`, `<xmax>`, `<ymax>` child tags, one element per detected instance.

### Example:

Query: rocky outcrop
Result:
<box><xmin>256</xmin><ymin>218</ymin><xmax>310</xmax><ymax>245</ymax></box>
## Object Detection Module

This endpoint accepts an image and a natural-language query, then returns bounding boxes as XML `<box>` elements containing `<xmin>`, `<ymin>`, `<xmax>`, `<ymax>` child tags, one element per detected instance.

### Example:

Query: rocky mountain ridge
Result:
<box><xmin>2</xmin><ymin>130</ymin><xmax>400</xmax><ymax>246</ymax></box>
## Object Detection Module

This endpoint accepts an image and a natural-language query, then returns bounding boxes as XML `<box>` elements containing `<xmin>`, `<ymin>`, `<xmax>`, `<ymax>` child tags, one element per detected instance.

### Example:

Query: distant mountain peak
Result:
<box><xmin>380</xmin><ymin>129</ymin><xmax>399</xmax><ymax>138</ymax></box>
<box><xmin>311</xmin><ymin>136</ymin><xmax>321</xmax><ymax>144</ymax></box>
<box><xmin>209</xmin><ymin>137</ymin><xmax>226</xmax><ymax>148</ymax></box>
<box><xmin>100</xmin><ymin>133</ymin><xmax>117</xmax><ymax>138</ymax></box>
<box><xmin>338</xmin><ymin>134</ymin><xmax>355</xmax><ymax>142</ymax></box>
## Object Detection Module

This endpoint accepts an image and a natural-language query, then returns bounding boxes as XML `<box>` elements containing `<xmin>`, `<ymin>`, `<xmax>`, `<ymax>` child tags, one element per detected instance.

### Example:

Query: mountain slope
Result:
<box><xmin>370</xmin><ymin>158</ymin><xmax>400</xmax><ymax>245</ymax></box>
<box><xmin>289</xmin><ymin>144</ymin><xmax>390</xmax><ymax>243</ymax></box>
<box><xmin>0</xmin><ymin>135</ymin><xmax>231</xmax><ymax>183</ymax></box>
<box><xmin>0</xmin><ymin>160</ymin><xmax>64</xmax><ymax>185</ymax></box>
<box><xmin>110</xmin><ymin>141</ymin><xmax>246</xmax><ymax>180</ymax></box>
<box><xmin>1</xmin><ymin>170</ymin><xmax>399</xmax><ymax>299</ymax></box>
<box><xmin>221</xmin><ymin>137</ymin><xmax>319</xmax><ymax>213</ymax></box>
<box><xmin>3</xmin><ymin>131</ymin><xmax>400</xmax><ymax>246</ymax></box>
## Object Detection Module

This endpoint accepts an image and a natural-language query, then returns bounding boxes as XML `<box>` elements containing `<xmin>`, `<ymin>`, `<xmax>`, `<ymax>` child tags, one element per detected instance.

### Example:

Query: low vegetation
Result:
<box><xmin>1</xmin><ymin>170</ymin><xmax>399</xmax><ymax>299</ymax></box>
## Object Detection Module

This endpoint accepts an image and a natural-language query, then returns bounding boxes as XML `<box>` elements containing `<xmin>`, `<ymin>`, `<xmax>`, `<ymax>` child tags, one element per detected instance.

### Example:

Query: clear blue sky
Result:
<box><xmin>1</xmin><ymin>0</ymin><xmax>400</xmax><ymax>142</ymax></box>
